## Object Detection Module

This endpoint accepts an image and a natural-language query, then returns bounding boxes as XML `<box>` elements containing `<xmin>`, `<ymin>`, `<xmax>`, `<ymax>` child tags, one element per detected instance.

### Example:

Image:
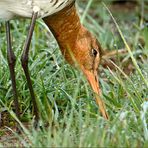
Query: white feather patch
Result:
<box><xmin>0</xmin><ymin>0</ymin><xmax>74</xmax><ymax>20</ymax></box>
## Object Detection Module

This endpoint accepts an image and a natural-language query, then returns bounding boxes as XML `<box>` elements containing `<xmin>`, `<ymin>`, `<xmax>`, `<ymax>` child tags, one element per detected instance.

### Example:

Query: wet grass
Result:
<box><xmin>0</xmin><ymin>0</ymin><xmax>148</xmax><ymax>147</ymax></box>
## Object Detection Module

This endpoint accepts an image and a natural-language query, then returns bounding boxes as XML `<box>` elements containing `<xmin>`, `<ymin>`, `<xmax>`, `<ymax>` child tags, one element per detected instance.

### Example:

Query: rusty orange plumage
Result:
<box><xmin>44</xmin><ymin>3</ymin><xmax>109</xmax><ymax>119</ymax></box>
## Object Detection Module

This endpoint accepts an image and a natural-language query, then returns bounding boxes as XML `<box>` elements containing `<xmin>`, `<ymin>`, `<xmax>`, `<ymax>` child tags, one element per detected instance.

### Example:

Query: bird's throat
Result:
<box><xmin>43</xmin><ymin>3</ymin><xmax>81</xmax><ymax>64</ymax></box>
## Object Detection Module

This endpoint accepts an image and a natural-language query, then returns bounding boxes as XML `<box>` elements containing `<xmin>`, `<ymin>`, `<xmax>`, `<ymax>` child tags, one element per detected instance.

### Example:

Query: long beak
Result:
<box><xmin>81</xmin><ymin>67</ymin><xmax>109</xmax><ymax>119</ymax></box>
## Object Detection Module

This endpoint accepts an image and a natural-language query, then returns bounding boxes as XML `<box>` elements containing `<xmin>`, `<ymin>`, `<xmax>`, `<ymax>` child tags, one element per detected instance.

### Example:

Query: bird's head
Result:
<box><xmin>65</xmin><ymin>26</ymin><xmax>102</xmax><ymax>95</ymax></box>
<box><xmin>59</xmin><ymin>26</ymin><xmax>108</xmax><ymax>119</ymax></box>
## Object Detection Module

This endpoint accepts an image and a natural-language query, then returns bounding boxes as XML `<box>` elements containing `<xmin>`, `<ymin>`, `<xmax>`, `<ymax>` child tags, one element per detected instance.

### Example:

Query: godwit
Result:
<box><xmin>0</xmin><ymin>0</ymin><xmax>108</xmax><ymax>123</ymax></box>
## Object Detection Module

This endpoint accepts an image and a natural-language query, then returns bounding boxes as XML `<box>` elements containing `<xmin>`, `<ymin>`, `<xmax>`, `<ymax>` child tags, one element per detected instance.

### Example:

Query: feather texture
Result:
<box><xmin>0</xmin><ymin>0</ymin><xmax>74</xmax><ymax>20</ymax></box>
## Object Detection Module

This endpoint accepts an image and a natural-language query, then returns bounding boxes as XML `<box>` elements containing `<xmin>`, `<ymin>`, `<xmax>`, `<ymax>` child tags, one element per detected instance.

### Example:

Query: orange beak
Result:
<box><xmin>81</xmin><ymin>67</ymin><xmax>109</xmax><ymax>119</ymax></box>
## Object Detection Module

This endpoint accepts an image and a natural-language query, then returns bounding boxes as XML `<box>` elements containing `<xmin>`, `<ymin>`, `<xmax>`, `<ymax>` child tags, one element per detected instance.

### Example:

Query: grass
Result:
<box><xmin>0</xmin><ymin>0</ymin><xmax>148</xmax><ymax>147</ymax></box>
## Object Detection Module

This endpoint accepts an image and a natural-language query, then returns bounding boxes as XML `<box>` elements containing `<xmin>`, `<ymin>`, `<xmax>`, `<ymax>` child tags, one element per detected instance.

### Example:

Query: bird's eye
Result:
<box><xmin>92</xmin><ymin>49</ymin><xmax>98</xmax><ymax>57</ymax></box>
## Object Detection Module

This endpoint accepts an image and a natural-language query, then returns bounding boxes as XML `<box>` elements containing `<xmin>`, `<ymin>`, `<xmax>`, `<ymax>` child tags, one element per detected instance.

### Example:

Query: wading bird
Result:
<box><xmin>0</xmin><ymin>0</ymin><xmax>108</xmax><ymax>123</ymax></box>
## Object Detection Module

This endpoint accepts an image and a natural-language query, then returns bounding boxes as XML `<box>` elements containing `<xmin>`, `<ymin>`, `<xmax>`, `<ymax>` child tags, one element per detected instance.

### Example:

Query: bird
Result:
<box><xmin>0</xmin><ymin>0</ymin><xmax>109</xmax><ymax>123</ymax></box>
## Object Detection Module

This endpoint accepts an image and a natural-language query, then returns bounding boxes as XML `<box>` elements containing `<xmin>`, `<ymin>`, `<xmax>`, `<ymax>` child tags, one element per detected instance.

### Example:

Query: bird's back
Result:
<box><xmin>0</xmin><ymin>0</ymin><xmax>74</xmax><ymax>20</ymax></box>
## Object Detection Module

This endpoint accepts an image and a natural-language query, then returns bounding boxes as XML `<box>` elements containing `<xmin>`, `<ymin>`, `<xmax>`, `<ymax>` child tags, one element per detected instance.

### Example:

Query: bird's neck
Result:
<box><xmin>43</xmin><ymin>3</ymin><xmax>82</xmax><ymax>64</ymax></box>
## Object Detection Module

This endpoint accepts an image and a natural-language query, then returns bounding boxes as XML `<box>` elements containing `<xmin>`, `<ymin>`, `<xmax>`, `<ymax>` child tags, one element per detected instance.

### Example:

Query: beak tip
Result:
<box><xmin>82</xmin><ymin>67</ymin><xmax>109</xmax><ymax>119</ymax></box>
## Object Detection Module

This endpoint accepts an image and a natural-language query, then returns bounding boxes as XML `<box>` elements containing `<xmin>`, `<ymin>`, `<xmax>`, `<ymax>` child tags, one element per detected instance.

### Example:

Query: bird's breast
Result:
<box><xmin>0</xmin><ymin>0</ymin><xmax>74</xmax><ymax>20</ymax></box>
